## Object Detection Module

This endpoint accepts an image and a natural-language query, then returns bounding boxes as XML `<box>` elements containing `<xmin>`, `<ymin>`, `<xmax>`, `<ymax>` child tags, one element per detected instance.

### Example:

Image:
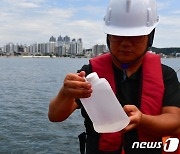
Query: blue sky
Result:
<box><xmin>0</xmin><ymin>0</ymin><xmax>180</xmax><ymax>48</ymax></box>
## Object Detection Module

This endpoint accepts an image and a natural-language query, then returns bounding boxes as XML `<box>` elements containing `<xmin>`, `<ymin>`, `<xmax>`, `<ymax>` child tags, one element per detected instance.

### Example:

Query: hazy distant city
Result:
<box><xmin>0</xmin><ymin>35</ymin><xmax>107</xmax><ymax>57</ymax></box>
<box><xmin>1</xmin><ymin>35</ymin><xmax>180</xmax><ymax>58</ymax></box>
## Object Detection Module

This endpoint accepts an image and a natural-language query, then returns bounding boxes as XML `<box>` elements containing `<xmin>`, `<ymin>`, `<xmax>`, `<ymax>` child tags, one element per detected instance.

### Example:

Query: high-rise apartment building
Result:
<box><xmin>49</xmin><ymin>36</ymin><xmax>56</xmax><ymax>54</ymax></box>
<box><xmin>92</xmin><ymin>44</ymin><xmax>106</xmax><ymax>57</ymax></box>
<box><xmin>38</xmin><ymin>43</ymin><xmax>49</xmax><ymax>54</ymax></box>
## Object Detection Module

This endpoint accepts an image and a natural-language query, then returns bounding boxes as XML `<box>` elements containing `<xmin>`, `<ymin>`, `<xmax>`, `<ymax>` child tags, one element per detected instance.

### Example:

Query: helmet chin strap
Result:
<box><xmin>106</xmin><ymin>29</ymin><xmax>155</xmax><ymax>80</ymax></box>
<box><xmin>110</xmin><ymin>49</ymin><xmax>147</xmax><ymax>69</ymax></box>
<box><xmin>110</xmin><ymin>49</ymin><xmax>147</xmax><ymax>80</ymax></box>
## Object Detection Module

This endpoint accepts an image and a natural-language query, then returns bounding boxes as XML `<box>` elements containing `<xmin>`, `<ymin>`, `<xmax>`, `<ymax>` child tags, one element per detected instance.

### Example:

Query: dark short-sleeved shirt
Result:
<box><xmin>77</xmin><ymin>63</ymin><xmax>180</xmax><ymax>108</ymax></box>
<box><xmin>76</xmin><ymin>63</ymin><xmax>180</xmax><ymax>154</ymax></box>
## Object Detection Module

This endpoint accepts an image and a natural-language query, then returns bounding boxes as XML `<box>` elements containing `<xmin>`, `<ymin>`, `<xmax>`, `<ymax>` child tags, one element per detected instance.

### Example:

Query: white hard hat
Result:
<box><xmin>104</xmin><ymin>0</ymin><xmax>159</xmax><ymax>36</ymax></box>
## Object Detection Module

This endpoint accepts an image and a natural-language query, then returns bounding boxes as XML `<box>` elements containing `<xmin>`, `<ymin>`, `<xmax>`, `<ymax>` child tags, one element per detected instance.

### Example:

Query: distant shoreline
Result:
<box><xmin>21</xmin><ymin>55</ymin><xmax>56</xmax><ymax>58</ymax></box>
<box><xmin>0</xmin><ymin>54</ymin><xmax>180</xmax><ymax>59</ymax></box>
<box><xmin>0</xmin><ymin>55</ymin><xmax>91</xmax><ymax>58</ymax></box>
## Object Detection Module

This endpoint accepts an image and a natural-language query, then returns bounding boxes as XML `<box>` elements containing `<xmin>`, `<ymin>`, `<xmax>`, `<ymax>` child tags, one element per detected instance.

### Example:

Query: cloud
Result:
<box><xmin>63</xmin><ymin>19</ymin><xmax>106</xmax><ymax>47</ymax></box>
<box><xmin>154</xmin><ymin>14</ymin><xmax>180</xmax><ymax>48</ymax></box>
<box><xmin>0</xmin><ymin>0</ymin><xmax>179</xmax><ymax>48</ymax></box>
<box><xmin>157</xmin><ymin>1</ymin><xmax>170</xmax><ymax>10</ymax></box>
<box><xmin>171</xmin><ymin>10</ymin><xmax>180</xmax><ymax>14</ymax></box>
<box><xmin>45</xmin><ymin>8</ymin><xmax>76</xmax><ymax>19</ymax></box>
<box><xmin>159</xmin><ymin>15</ymin><xmax>180</xmax><ymax>27</ymax></box>
<box><xmin>1</xmin><ymin>0</ymin><xmax>40</xmax><ymax>8</ymax></box>
<box><xmin>0</xmin><ymin>0</ymin><xmax>107</xmax><ymax>48</ymax></box>
<box><xmin>17</xmin><ymin>2</ymin><xmax>39</xmax><ymax>8</ymax></box>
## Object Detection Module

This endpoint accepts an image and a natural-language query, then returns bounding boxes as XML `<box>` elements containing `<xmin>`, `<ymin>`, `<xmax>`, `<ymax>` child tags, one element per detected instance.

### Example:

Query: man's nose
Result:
<box><xmin>120</xmin><ymin>37</ymin><xmax>133</xmax><ymax>46</ymax></box>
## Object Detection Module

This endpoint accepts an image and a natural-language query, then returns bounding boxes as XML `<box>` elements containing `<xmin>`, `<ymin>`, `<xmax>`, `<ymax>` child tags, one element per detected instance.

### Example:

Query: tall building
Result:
<box><xmin>77</xmin><ymin>38</ymin><xmax>83</xmax><ymax>55</ymax></box>
<box><xmin>49</xmin><ymin>36</ymin><xmax>56</xmax><ymax>54</ymax></box>
<box><xmin>49</xmin><ymin>36</ymin><xmax>56</xmax><ymax>42</ymax></box>
<box><xmin>57</xmin><ymin>35</ymin><xmax>63</xmax><ymax>42</ymax></box>
<box><xmin>29</xmin><ymin>43</ymin><xmax>38</xmax><ymax>53</ymax></box>
<box><xmin>4</xmin><ymin>43</ymin><xmax>14</xmax><ymax>53</ymax></box>
<box><xmin>55</xmin><ymin>35</ymin><xmax>71</xmax><ymax>56</ymax></box>
<box><xmin>55</xmin><ymin>45</ymin><xmax>66</xmax><ymax>56</ymax></box>
<box><xmin>68</xmin><ymin>38</ymin><xmax>83</xmax><ymax>55</ymax></box>
<box><xmin>38</xmin><ymin>43</ymin><xmax>48</xmax><ymax>54</ymax></box>
<box><xmin>69</xmin><ymin>38</ymin><xmax>76</xmax><ymax>55</ymax></box>
<box><xmin>64</xmin><ymin>36</ymin><xmax>70</xmax><ymax>43</ymax></box>
<box><xmin>0</xmin><ymin>47</ymin><xmax>2</xmax><ymax>54</ymax></box>
<box><xmin>92</xmin><ymin>44</ymin><xmax>106</xmax><ymax>57</ymax></box>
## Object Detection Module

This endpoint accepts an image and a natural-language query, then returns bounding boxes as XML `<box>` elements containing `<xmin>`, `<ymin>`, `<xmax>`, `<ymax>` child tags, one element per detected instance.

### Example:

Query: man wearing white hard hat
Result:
<box><xmin>48</xmin><ymin>0</ymin><xmax>180</xmax><ymax>153</ymax></box>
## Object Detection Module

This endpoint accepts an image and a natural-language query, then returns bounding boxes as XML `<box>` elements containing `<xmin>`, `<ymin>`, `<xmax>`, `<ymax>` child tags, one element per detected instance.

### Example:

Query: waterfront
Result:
<box><xmin>0</xmin><ymin>57</ymin><xmax>179</xmax><ymax>154</ymax></box>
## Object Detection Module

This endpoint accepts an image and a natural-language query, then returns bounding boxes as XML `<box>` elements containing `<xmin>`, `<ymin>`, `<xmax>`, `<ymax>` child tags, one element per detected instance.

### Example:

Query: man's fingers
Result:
<box><xmin>123</xmin><ymin>105</ymin><xmax>139</xmax><ymax>116</ymax></box>
<box><xmin>62</xmin><ymin>72</ymin><xmax>92</xmax><ymax>98</ymax></box>
<box><xmin>64</xmin><ymin>80</ymin><xmax>91</xmax><ymax>90</ymax></box>
<box><xmin>77</xmin><ymin>71</ymin><xmax>86</xmax><ymax>77</ymax></box>
<box><xmin>66</xmin><ymin>73</ymin><xmax>86</xmax><ymax>82</ymax></box>
<box><xmin>64</xmin><ymin>87</ymin><xmax>92</xmax><ymax>98</ymax></box>
<box><xmin>123</xmin><ymin>123</ymin><xmax>136</xmax><ymax>132</ymax></box>
<box><xmin>124</xmin><ymin>105</ymin><xmax>135</xmax><ymax>112</ymax></box>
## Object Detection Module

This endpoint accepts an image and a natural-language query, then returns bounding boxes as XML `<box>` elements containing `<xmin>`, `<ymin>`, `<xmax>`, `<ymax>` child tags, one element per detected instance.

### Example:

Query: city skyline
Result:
<box><xmin>0</xmin><ymin>0</ymin><xmax>180</xmax><ymax>48</ymax></box>
<box><xmin>0</xmin><ymin>35</ymin><xmax>107</xmax><ymax>57</ymax></box>
<box><xmin>1</xmin><ymin>35</ymin><xmax>82</xmax><ymax>46</ymax></box>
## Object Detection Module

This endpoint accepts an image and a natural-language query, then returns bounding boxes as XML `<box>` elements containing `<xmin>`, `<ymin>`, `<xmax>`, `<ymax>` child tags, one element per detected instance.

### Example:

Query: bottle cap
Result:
<box><xmin>86</xmin><ymin>72</ymin><xmax>99</xmax><ymax>84</ymax></box>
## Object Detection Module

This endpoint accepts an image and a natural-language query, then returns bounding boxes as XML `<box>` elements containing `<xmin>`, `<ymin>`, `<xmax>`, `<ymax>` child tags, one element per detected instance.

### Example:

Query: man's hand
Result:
<box><xmin>62</xmin><ymin>71</ymin><xmax>92</xmax><ymax>99</ymax></box>
<box><xmin>123</xmin><ymin>105</ymin><xmax>142</xmax><ymax>132</ymax></box>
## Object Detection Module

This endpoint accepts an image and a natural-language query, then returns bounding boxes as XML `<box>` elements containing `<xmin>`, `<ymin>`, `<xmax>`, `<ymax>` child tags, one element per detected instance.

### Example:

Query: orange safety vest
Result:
<box><xmin>90</xmin><ymin>52</ymin><xmax>178</xmax><ymax>153</ymax></box>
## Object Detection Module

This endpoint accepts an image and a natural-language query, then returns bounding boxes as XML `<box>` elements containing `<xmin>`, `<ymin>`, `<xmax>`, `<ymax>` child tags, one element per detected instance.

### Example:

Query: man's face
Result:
<box><xmin>109</xmin><ymin>35</ymin><xmax>148</xmax><ymax>64</ymax></box>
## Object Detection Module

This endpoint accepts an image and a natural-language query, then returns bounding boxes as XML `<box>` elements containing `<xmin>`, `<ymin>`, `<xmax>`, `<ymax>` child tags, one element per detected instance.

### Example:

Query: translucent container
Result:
<box><xmin>80</xmin><ymin>72</ymin><xmax>130</xmax><ymax>133</ymax></box>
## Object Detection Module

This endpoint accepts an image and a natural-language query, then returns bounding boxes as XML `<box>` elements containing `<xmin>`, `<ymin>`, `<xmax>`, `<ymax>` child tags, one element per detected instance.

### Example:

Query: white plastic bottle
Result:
<box><xmin>80</xmin><ymin>72</ymin><xmax>130</xmax><ymax>133</ymax></box>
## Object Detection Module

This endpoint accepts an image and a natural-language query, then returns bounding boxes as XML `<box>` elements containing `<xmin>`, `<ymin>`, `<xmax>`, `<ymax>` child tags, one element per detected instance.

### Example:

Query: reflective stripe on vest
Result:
<box><xmin>90</xmin><ymin>52</ymin><xmax>165</xmax><ymax>151</ymax></box>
